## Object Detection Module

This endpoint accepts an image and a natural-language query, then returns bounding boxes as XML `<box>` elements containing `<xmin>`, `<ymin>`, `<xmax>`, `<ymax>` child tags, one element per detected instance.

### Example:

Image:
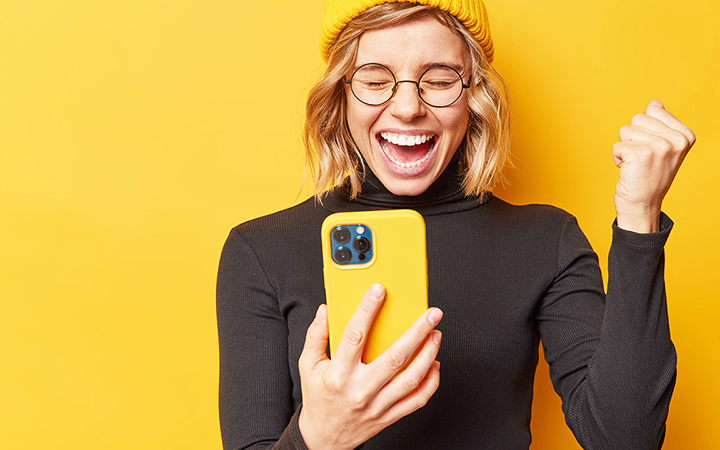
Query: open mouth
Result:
<box><xmin>378</xmin><ymin>132</ymin><xmax>436</xmax><ymax>169</ymax></box>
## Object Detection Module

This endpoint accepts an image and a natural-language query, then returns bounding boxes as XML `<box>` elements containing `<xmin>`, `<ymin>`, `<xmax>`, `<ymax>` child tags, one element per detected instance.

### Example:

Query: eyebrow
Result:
<box><xmin>419</xmin><ymin>62</ymin><xmax>465</xmax><ymax>73</ymax></box>
<box><xmin>352</xmin><ymin>61</ymin><xmax>467</xmax><ymax>74</ymax></box>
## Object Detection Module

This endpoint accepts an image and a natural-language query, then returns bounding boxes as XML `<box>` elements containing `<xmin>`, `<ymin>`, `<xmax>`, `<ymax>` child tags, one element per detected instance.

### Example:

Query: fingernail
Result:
<box><xmin>428</xmin><ymin>308</ymin><xmax>443</xmax><ymax>325</ymax></box>
<box><xmin>370</xmin><ymin>283</ymin><xmax>385</xmax><ymax>299</ymax></box>
<box><xmin>433</xmin><ymin>330</ymin><xmax>442</xmax><ymax>345</ymax></box>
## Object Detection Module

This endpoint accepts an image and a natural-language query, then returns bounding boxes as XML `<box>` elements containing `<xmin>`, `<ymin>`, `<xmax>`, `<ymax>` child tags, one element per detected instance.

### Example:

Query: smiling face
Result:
<box><xmin>345</xmin><ymin>15</ymin><xmax>471</xmax><ymax>197</ymax></box>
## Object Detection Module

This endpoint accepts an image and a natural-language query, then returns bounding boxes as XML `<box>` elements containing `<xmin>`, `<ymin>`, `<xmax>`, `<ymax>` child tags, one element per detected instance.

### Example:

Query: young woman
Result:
<box><xmin>216</xmin><ymin>1</ymin><xmax>695</xmax><ymax>449</ymax></box>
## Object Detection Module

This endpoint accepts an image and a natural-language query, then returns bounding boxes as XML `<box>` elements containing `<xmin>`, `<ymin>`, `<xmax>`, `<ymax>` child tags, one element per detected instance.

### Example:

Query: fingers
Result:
<box><xmin>380</xmin><ymin>360</ymin><xmax>441</xmax><ymax>425</ymax></box>
<box><xmin>617</xmin><ymin>125</ymin><xmax>676</xmax><ymax>155</ymax></box>
<box><xmin>612</xmin><ymin>140</ymin><xmax>644</xmax><ymax>166</ymax></box>
<box><xmin>332</xmin><ymin>283</ymin><xmax>386</xmax><ymax>368</ymax></box>
<box><xmin>616</xmin><ymin>100</ymin><xmax>695</xmax><ymax>170</ymax></box>
<box><xmin>299</xmin><ymin>304</ymin><xmax>330</xmax><ymax>373</ymax></box>
<box><xmin>373</xmin><ymin>329</ymin><xmax>442</xmax><ymax>411</ymax></box>
<box><xmin>630</xmin><ymin>100</ymin><xmax>696</xmax><ymax>149</ymax></box>
<box><xmin>612</xmin><ymin>100</ymin><xmax>695</xmax><ymax>233</ymax></box>
<box><xmin>646</xmin><ymin>99</ymin><xmax>664</xmax><ymax>110</ymax></box>
<box><xmin>297</xmin><ymin>289</ymin><xmax>442</xmax><ymax>448</ymax></box>
<box><xmin>370</xmin><ymin>307</ymin><xmax>443</xmax><ymax>385</ymax></box>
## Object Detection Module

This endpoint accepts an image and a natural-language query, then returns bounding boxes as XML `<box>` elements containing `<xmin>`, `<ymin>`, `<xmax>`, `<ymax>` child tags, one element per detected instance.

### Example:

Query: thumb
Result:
<box><xmin>299</xmin><ymin>304</ymin><xmax>330</xmax><ymax>371</ymax></box>
<box><xmin>645</xmin><ymin>99</ymin><xmax>665</xmax><ymax>112</ymax></box>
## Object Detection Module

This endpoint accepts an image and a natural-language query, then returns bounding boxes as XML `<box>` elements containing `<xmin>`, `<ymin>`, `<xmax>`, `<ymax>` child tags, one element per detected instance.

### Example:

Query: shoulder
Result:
<box><xmin>480</xmin><ymin>197</ymin><xmax>597</xmax><ymax>278</ymax></box>
<box><xmin>220</xmin><ymin>196</ymin><xmax>334</xmax><ymax>269</ymax></box>
<box><xmin>230</xmin><ymin>197</ymin><xmax>329</xmax><ymax>242</ymax></box>
<box><xmin>474</xmin><ymin>196</ymin><xmax>594</xmax><ymax>261</ymax></box>
<box><xmin>484</xmin><ymin>196</ymin><xmax>578</xmax><ymax>235</ymax></box>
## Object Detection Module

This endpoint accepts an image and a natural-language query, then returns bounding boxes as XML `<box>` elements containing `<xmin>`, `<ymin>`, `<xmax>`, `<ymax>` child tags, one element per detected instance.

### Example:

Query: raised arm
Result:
<box><xmin>538</xmin><ymin>101</ymin><xmax>694</xmax><ymax>449</ymax></box>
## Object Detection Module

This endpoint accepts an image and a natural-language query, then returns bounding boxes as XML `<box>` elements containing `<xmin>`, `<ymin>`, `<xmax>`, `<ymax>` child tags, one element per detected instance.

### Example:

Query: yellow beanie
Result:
<box><xmin>320</xmin><ymin>0</ymin><xmax>494</xmax><ymax>62</ymax></box>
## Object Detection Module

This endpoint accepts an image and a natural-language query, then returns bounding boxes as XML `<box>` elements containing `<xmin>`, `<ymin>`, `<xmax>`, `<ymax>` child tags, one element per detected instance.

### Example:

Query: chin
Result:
<box><xmin>372</xmin><ymin>165</ymin><xmax>443</xmax><ymax>196</ymax></box>
<box><xmin>383</xmin><ymin>179</ymin><xmax>433</xmax><ymax>196</ymax></box>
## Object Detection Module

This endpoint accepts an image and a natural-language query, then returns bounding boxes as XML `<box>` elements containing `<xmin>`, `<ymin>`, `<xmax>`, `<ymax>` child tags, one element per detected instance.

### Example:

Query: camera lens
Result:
<box><xmin>353</xmin><ymin>236</ymin><xmax>371</xmax><ymax>253</ymax></box>
<box><xmin>332</xmin><ymin>227</ymin><xmax>350</xmax><ymax>244</ymax></box>
<box><xmin>334</xmin><ymin>247</ymin><xmax>352</xmax><ymax>264</ymax></box>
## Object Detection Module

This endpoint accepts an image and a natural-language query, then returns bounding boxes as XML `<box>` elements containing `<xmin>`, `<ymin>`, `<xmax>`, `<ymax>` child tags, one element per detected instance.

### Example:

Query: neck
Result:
<box><xmin>321</xmin><ymin>156</ymin><xmax>492</xmax><ymax>216</ymax></box>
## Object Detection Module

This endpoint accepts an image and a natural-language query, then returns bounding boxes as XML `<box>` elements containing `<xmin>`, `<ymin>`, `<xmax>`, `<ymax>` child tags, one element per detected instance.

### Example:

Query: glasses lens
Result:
<box><xmin>350</xmin><ymin>64</ymin><xmax>395</xmax><ymax>105</ymax></box>
<box><xmin>419</xmin><ymin>66</ymin><xmax>464</xmax><ymax>107</ymax></box>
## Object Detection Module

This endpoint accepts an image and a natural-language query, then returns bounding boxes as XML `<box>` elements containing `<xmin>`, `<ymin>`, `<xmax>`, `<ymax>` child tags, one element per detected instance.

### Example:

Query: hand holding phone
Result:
<box><xmin>298</xmin><ymin>282</ymin><xmax>442</xmax><ymax>450</ymax></box>
<box><xmin>296</xmin><ymin>209</ymin><xmax>440</xmax><ymax>448</ymax></box>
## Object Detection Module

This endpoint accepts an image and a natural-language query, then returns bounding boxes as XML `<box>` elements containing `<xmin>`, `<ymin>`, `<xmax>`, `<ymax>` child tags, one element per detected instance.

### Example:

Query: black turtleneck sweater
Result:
<box><xmin>216</xmin><ymin>160</ymin><xmax>676</xmax><ymax>450</ymax></box>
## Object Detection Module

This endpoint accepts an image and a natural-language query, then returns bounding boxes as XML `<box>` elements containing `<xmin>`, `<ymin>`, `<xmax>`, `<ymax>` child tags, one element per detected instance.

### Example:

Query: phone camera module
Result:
<box><xmin>328</xmin><ymin>223</ymin><xmax>373</xmax><ymax>265</ymax></box>
<box><xmin>332</xmin><ymin>227</ymin><xmax>351</xmax><ymax>244</ymax></box>
<box><xmin>353</xmin><ymin>236</ymin><xmax>371</xmax><ymax>253</ymax></box>
<box><xmin>334</xmin><ymin>247</ymin><xmax>352</xmax><ymax>265</ymax></box>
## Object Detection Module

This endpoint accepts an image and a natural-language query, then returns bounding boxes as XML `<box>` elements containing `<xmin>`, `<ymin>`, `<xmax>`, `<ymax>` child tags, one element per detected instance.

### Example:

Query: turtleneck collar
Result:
<box><xmin>321</xmin><ymin>156</ymin><xmax>492</xmax><ymax>216</ymax></box>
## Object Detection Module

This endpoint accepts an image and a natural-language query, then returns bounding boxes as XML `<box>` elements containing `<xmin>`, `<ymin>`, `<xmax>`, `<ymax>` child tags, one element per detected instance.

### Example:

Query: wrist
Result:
<box><xmin>614</xmin><ymin>197</ymin><xmax>662</xmax><ymax>233</ymax></box>
<box><xmin>615</xmin><ymin>212</ymin><xmax>661</xmax><ymax>234</ymax></box>
<box><xmin>298</xmin><ymin>408</ymin><xmax>350</xmax><ymax>450</ymax></box>
<box><xmin>298</xmin><ymin>408</ymin><xmax>321</xmax><ymax>450</ymax></box>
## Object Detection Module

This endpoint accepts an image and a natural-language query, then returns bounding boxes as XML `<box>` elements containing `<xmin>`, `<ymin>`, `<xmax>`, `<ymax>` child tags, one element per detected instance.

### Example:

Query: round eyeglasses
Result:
<box><xmin>344</xmin><ymin>63</ymin><xmax>471</xmax><ymax>108</ymax></box>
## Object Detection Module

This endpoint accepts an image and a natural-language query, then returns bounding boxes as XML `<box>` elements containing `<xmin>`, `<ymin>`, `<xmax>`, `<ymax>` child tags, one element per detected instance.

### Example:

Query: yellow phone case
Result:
<box><xmin>321</xmin><ymin>209</ymin><xmax>428</xmax><ymax>363</ymax></box>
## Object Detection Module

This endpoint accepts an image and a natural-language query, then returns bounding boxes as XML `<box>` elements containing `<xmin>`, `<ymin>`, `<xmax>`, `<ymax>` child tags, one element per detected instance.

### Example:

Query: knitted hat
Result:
<box><xmin>320</xmin><ymin>0</ymin><xmax>494</xmax><ymax>62</ymax></box>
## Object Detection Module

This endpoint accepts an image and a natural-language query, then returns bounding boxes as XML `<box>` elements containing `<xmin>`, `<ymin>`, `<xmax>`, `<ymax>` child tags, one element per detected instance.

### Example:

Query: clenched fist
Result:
<box><xmin>612</xmin><ymin>100</ymin><xmax>696</xmax><ymax>233</ymax></box>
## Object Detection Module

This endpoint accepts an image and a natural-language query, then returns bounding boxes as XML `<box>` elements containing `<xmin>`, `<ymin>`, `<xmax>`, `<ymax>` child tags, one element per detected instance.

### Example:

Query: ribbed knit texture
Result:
<box><xmin>217</xmin><ymin>160</ymin><xmax>676</xmax><ymax>449</ymax></box>
<box><xmin>320</xmin><ymin>0</ymin><xmax>494</xmax><ymax>62</ymax></box>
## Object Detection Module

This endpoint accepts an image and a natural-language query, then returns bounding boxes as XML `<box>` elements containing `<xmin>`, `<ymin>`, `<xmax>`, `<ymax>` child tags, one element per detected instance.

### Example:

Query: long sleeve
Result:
<box><xmin>215</xmin><ymin>180</ymin><xmax>679</xmax><ymax>449</ymax></box>
<box><xmin>216</xmin><ymin>228</ymin><xmax>309</xmax><ymax>450</ymax></box>
<box><xmin>537</xmin><ymin>214</ymin><xmax>676</xmax><ymax>450</ymax></box>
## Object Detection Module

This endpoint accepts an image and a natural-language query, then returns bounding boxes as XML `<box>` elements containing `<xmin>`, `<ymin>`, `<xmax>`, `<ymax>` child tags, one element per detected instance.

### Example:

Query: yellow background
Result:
<box><xmin>1</xmin><ymin>0</ymin><xmax>717</xmax><ymax>448</ymax></box>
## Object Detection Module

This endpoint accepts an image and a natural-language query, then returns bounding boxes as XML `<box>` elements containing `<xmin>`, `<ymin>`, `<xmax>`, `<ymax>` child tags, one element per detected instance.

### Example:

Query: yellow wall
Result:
<box><xmin>1</xmin><ymin>1</ymin><xmax>717</xmax><ymax>448</ymax></box>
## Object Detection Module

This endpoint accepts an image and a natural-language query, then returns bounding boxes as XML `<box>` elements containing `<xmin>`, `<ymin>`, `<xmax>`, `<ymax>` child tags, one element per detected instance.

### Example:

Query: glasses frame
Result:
<box><xmin>344</xmin><ymin>62</ymin><xmax>471</xmax><ymax>108</ymax></box>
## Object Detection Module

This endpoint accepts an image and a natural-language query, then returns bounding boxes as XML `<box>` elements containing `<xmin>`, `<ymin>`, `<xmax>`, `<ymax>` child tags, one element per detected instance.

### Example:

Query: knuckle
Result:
<box><xmin>303</xmin><ymin>323</ymin><xmax>317</xmax><ymax>342</ymax></box>
<box><xmin>347</xmin><ymin>391</ymin><xmax>370</xmax><ymax>411</ymax></box>
<box><xmin>367</xmin><ymin>404</ymin><xmax>384</xmax><ymax>421</ymax></box>
<box><xmin>636</xmin><ymin>146</ymin><xmax>654</xmax><ymax>160</ymax></box>
<box><xmin>413</xmin><ymin>391</ymin><xmax>430</xmax><ymax>410</ymax></box>
<box><xmin>414</xmin><ymin>323</ymin><xmax>429</xmax><ymax>341</ymax></box>
<box><xmin>653</xmin><ymin>138</ymin><xmax>673</xmax><ymax>154</ymax></box>
<box><xmin>358</xmin><ymin>298</ymin><xmax>377</xmax><ymax>315</ymax></box>
<box><xmin>630</xmin><ymin>113</ymin><xmax>644</xmax><ymax>125</ymax></box>
<box><xmin>385</xmin><ymin>348</ymin><xmax>407</xmax><ymax>371</ymax></box>
<box><xmin>303</xmin><ymin>328</ymin><xmax>319</xmax><ymax>345</ymax></box>
<box><xmin>404</xmin><ymin>374</ymin><xmax>421</xmax><ymax>392</ymax></box>
<box><xmin>324</xmin><ymin>371</ymin><xmax>345</xmax><ymax>392</ymax></box>
<box><xmin>343</xmin><ymin>327</ymin><xmax>364</xmax><ymax>347</ymax></box>
<box><xmin>298</xmin><ymin>353</ymin><xmax>309</xmax><ymax>371</ymax></box>
<box><xmin>298</xmin><ymin>349</ymin><xmax>317</xmax><ymax>374</ymax></box>
<box><xmin>668</xmin><ymin>131</ymin><xmax>689</xmax><ymax>151</ymax></box>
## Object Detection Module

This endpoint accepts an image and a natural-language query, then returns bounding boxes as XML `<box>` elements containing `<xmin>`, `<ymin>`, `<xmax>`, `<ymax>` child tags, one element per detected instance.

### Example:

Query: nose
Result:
<box><xmin>388</xmin><ymin>80</ymin><xmax>426</xmax><ymax>121</ymax></box>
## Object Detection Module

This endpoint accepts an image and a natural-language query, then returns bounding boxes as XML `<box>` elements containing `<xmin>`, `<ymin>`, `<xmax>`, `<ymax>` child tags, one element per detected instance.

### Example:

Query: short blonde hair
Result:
<box><xmin>304</xmin><ymin>2</ymin><xmax>510</xmax><ymax>200</ymax></box>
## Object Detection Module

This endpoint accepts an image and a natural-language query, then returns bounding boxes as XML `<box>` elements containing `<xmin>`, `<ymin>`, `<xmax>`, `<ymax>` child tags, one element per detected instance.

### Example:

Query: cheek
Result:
<box><xmin>346</xmin><ymin>104</ymin><xmax>362</xmax><ymax>141</ymax></box>
<box><xmin>443</xmin><ymin>108</ymin><xmax>471</xmax><ymax>144</ymax></box>
<box><xmin>345</xmin><ymin>93</ymin><xmax>361</xmax><ymax>137</ymax></box>
<box><xmin>346</xmin><ymin>98</ymin><xmax>379</xmax><ymax>147</ymax></box>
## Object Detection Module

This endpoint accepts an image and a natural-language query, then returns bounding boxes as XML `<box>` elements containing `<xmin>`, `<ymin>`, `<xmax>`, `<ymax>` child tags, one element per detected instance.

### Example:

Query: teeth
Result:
<box><xmin>380</xmin><ymin>137</ymin><xmax>435</xmax><ymax>169</ymax></box>
<box><xmin>380</xmin><ymin>132</ymin><xmax>433</xmax><ymax>146</ymax></box>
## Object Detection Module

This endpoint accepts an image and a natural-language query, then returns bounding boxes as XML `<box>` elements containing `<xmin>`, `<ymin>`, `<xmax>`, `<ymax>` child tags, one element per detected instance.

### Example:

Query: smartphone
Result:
<box><xmin>321</xmin><ymin>209</ymin><xmax>428</xmax><ymax>364</ymax></box>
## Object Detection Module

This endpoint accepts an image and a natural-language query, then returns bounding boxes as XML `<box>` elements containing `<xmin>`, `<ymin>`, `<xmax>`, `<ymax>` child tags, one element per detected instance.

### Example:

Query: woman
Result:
<box><xmin>217</xmin><ymin>1</ymin><xmax>695</xmax><ymax>449</ymax></box>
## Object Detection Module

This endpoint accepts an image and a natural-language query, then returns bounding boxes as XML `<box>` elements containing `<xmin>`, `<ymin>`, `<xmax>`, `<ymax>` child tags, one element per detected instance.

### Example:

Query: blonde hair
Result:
<box><xmin>304</xmin><ymin>2</ymin><xmax>510</xmax><ymax>200</ymax></box>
